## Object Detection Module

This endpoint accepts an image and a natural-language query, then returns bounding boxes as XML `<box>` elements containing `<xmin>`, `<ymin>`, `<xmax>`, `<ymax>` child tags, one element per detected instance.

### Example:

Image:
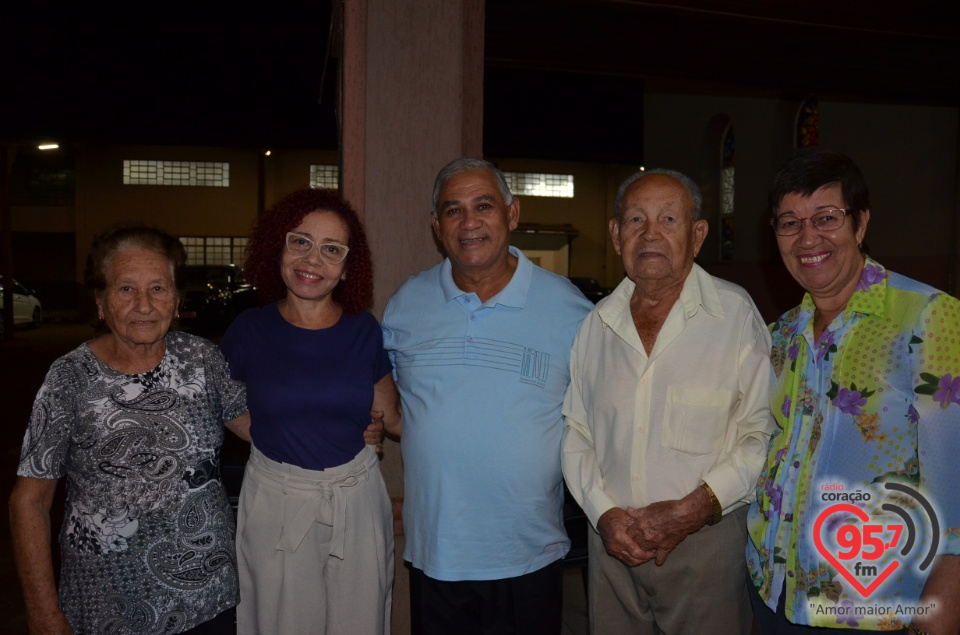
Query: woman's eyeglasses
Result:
<box><xmin>771</xmin><ymin>208</ymin><xmax>849</xmax><ymax>236</ymax></box>
<box><xmin>285</xmin><ymin>232</ymin><xmax>350</xmax><ymax>264</ymax></box>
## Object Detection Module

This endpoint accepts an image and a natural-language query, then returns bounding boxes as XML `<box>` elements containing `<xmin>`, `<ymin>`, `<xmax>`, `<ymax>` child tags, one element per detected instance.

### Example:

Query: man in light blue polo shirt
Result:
<box><xmin>382</xmin><ymin>158</ymin><xmax>592</xmax><ymax>634</ymax></box>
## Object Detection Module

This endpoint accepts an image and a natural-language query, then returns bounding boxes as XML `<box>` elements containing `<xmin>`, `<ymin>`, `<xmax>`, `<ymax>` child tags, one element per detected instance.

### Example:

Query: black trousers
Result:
<box><xmin>180</xmin><ymin>608</ymin><xmax>236</xmax><ymax>635</ymax></box>
<box><xmin>409</xmin><ymin>559</ymin><xmax>564</xmax><ymax>635</ymax></box>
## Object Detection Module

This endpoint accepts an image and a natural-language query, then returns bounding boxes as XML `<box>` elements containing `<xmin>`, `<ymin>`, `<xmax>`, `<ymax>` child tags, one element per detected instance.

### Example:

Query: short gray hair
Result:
<box><xmin>432</xmin><ymin>158</ymin><xmax>513</xmax><ymax>217</ymax></box>
<box><xmin>613</xmin><ymin>169</ymin><xmax>702</xmax><ymax>222</ymax></box>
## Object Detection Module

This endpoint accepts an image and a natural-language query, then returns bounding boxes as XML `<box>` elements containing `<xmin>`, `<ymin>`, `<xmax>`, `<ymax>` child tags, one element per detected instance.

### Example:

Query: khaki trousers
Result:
<box><xmin>237</xmin><ymin>445</ymin><xmax>394</xmax><ymax>635</ymax></box>
<box><xmin>588</xmin><ymin>505</ymin><xmax>751</xmax><ymax>635</ymax></box>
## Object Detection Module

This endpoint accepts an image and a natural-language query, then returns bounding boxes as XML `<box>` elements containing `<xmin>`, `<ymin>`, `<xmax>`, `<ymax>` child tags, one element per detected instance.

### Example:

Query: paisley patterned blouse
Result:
<box><xmin>746</xmin><ymin>259</ymin><xmax>960</xmax><ymax>629</ymax></box>
<box><xmin>17</xmin><ymin>331</ymin><xmax>246</xmax><ymax>634</ymax></box>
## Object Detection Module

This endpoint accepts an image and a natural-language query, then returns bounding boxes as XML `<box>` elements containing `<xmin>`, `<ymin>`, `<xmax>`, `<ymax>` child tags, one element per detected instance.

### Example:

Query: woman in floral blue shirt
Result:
<box><xmin>747</xmin><ymin>150</ymin><xmax>960</xmax><ymax>634</ymax></box>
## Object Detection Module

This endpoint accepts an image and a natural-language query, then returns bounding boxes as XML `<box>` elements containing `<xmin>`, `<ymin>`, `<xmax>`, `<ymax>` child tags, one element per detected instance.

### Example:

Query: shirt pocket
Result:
<box><xmin>661</xmin><ymin>386</ymin><xmax>731</xmax><ymax>455</ymax></box>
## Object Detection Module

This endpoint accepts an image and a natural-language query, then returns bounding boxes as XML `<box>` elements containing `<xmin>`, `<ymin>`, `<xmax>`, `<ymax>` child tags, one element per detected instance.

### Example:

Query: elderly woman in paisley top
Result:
<box><xmin>746</xmin><ymin>150</ymin><xmax>960</xmax><ymax>635</ymax></box>
<box><xmin>9</xmin><ymin>224</ymin><xmax>250</xmax><ymax>635</ymax></box>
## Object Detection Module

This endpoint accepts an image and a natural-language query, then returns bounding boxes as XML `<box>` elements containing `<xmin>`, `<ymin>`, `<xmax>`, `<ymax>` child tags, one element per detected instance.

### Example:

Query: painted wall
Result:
<box><xmin>645</xmin><ymin>94</ymin><xmax>958</xmax><ymax>258</ymax></box>
<box><xmin>643</xmin><ymin>92</ymin><xmax>959</xmax><ymax>319</ymax></box>
<box><xmin>73</xmin><ymin>145</ymin><xmax>260</xmax><ymax>281</ymax></box>
<box><xmin>819</xmin><ymin>102</ymin><xmax>958</xmax><ymax>259</ymax></box>
<box><xmin>495</xmin><ymin>158</ymin><xmax>637</xmax><ymax>290</ymax></box>
<box><xmin>10</xmin><ymin>144</ymin><xmax>343</xmax><ymax>297</ymax></box>
<box><xmin>263</xmin><ymin>148</ymin><xmax>340</xmax><ymax>212</ymax></box>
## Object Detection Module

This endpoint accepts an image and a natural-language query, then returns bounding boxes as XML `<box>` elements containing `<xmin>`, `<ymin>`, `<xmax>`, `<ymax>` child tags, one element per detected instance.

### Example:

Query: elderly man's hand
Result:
<box><xmin>625</xmin><ymin>487</ymin><xmax>714</xmax><ymax>566</ymax></box>
<box><xmin>597</xmin><ymin>507</ymin><xmax>656</xmax><ymax>567</ymax></box>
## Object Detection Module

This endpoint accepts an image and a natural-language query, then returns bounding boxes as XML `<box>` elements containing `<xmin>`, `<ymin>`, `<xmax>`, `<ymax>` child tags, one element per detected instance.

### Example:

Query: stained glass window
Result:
<box><xmin>720</xmin><ymin>123</ymin><xmax>735</xmax><ymax>261</ymax></box>
<box><xmin>797</xmin><ymin>98</ymin><xmax>820</xmax><ymax>148</ymax></box>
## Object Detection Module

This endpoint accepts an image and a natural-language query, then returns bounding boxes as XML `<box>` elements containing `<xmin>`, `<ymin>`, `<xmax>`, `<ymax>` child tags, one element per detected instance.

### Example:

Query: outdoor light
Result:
<box><xmin>38</xmin><ymin>143</ymin><xmax>59</xmax><ymax>150</ymax></box>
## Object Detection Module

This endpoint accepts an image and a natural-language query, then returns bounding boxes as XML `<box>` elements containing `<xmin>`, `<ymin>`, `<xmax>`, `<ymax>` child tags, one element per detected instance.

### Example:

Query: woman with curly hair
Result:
<box><xmin>220</xmin><ymin>189</ymin><xmax>401</xmax><ymax>634</ymax></box>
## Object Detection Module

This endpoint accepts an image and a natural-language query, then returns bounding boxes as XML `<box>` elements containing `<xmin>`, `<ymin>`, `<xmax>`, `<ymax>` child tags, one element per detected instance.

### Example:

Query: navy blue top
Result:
<box><xmin>220</xmin><ymin>304</ymin><xmax>392</xmax><ymax>470</ymax></box>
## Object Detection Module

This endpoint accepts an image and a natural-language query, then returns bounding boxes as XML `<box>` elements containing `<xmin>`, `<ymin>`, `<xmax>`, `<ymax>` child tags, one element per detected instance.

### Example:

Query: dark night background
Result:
<box><xmin>2</xmin><ymin>3</ymin><xmax>651</xmax><ymax>163</ymax></box>
<box><xmin>6</xmin><ymin>2</ymin><xmax>957</xmax><ymax>162</ymax></box>
<box><xmin>1</xmin><ymin>5</ymin><xmax>340</xmax><ymax>148</ymax></box>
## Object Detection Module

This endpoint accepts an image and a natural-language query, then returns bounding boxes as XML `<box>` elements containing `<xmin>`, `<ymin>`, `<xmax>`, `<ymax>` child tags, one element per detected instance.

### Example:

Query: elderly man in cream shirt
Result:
<box><xmin>562</xmin><ymin>168</ymin><xmax>774</xmax><ymax>635</ymax></box>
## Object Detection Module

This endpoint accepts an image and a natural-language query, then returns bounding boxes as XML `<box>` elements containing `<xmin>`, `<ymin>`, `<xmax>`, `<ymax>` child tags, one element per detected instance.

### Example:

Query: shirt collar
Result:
<box><xmin>439</xmin><ymin>246</ymin><xmax>532</xmax><ymax>308</ymax></box>
<box><xmin>597</xmin><ymin>263</ymin><xmax>721</xmax><ymax>340</ymax></box>
<box><xmin>798</xmin><ymin>257</ymin><xmax>887</xmax><ymax>320</ymax></box>
<box><xmin>681</xmin><ymin>264</ymin><xmax>724</xmax><ymax>319</ymax></box>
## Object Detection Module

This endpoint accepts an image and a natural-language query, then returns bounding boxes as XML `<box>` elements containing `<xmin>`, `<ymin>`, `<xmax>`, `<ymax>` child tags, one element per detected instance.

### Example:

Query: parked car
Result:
<box><xmin>179</xmin><ymin>264</ymin><xmax>257</xmax><ymax>333</ymax></box>
<box><xmin>0</xmin><ymin>277</ymin><xmax>42</xmax><ymax>336</ymax></box>
<box><xmin>568</xmin><ymin>277</ymin><xmax>609</xmax><ymax>304</ymax></box>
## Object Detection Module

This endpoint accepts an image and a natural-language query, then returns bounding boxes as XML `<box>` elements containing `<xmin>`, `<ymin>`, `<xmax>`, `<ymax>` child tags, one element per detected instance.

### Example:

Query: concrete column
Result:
<box><xmin>342</xmin><ymin>0</ymin><xmax>484</xmax><ymax>315</ymax></box>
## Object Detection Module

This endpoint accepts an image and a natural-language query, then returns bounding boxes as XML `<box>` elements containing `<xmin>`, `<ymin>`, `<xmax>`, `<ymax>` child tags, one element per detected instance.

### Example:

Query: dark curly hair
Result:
<box><xmin>244</xmin><ymin>189</ymin><xmax>373</xmax><ymax>314</ymax></box>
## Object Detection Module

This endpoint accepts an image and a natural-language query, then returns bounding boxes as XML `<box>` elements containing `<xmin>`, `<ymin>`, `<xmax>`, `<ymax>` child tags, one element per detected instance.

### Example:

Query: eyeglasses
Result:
<box><xmin>285</xmin><ymin>232</ymin><xmax>350</xmax><ymax>264</ymax></box>
<box><xmin>771</xmin><ymin>208</ymin><xmax>850</xmax><ymax>236</ymax></box>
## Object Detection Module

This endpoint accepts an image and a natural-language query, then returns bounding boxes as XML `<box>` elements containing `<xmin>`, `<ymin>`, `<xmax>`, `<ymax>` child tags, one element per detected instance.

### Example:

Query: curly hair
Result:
<box><xmin>244</xmin><ymin>189</ymin><xmax>374</xmax><ymax>314</ymax></box>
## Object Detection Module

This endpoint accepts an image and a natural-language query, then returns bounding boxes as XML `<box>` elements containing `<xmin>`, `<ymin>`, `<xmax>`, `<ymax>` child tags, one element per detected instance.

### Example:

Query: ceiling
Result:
<box><xmin>0</xmin><ymin>5</ymin><xmax>338</xmax><ymax>148</ymax></box>
<box><xmin>2</xmin><ymin>1</ymin><xmax>957</xmax><ymax>152</ymax></box>
<box><xmin>485</xmin><ymin>0</ymin><xmax>960</xmax><ymax>105</ymax></box>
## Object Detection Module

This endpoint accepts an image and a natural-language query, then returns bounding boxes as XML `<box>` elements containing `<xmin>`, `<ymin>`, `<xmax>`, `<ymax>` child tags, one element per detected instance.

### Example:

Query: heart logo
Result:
<box><xmin>813</xmin><ymin>503</ymin><xmax>899</xmax><ymax>597</ymax></box>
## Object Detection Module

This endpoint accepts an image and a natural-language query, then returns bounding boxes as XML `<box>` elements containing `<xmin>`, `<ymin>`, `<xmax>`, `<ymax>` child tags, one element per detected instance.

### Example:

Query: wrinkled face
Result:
<box><xmin>97</xmin><ymin>247</ymin><xmax>178</xmax><ymax>348</ymax></box>
<box><xmin>609</xmin><ymin>174</ymin><xmax>707</xmax><ymax>290</ymax></box>
<box><xmin>281</xmin><ymin>210</ymin><xmax>349</xmax><ymax>303</ymax></box>
<box><xmin>774</xmin><ymin>184</ymin><xmax>868</xmax><ymax>302</ymax></box>
<box><xmin>431</xmin><ymin>169</ymin><xmax>519</xmax><ymax>278</ymax></box>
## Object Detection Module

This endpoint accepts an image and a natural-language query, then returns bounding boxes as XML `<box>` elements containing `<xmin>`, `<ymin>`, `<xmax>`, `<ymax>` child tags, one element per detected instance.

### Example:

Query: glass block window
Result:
<box><xmin>310</xmin><ymin>165</ymin><xmax>339</xmax><ymax>189</ymax></box>
<box><xmin>124</xmin><ymin>160</ymin><xmax>230</xmax><ymax>186</ymax></box>
<box><xmin>180</xmin><ymin>237</ymin><xmax>248</xmax><ymax>265</ymax></box>
<box><xmin>503</xmin><ymin>172</ymin><xmax>574</xmax><ymax>198</ymax></box>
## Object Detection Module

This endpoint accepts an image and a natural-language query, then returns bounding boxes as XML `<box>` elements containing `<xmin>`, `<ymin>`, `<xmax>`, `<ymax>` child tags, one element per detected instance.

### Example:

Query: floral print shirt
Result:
<box><xmin>747</xmin><ymin>259</ymin><xmax>960</xmax><ymax>629</ymax></box>
<box><xmin>17</xmin><ymin>332</ymin><xmax>246</xmax><ymax>634</ymax></box>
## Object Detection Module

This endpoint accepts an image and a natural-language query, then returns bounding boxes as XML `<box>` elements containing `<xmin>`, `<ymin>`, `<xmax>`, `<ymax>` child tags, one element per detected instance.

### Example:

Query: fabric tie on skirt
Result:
<box><xmin>246</xmin><ymin>445</ymin><xmax>377</xmax><ymax>560</ymax></box>
<box><xmin>276</xmin><ymin>467</ymin><xmax>370</xmax><ymax>558</ymax></box>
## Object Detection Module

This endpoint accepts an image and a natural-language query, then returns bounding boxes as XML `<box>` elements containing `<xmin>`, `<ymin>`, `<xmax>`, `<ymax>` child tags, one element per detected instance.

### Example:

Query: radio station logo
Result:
<box><xmin>813</xmin><ymin>481</ymin><xmax>939</xmax><ymax>598</ymax></box>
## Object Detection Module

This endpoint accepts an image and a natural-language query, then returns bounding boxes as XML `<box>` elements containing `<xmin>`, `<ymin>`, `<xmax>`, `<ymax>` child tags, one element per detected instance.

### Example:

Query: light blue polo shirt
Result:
<box><xmin>382</xmin><ymin>247</ymin><xmax>592</xmax><ymax>581</ymax></box>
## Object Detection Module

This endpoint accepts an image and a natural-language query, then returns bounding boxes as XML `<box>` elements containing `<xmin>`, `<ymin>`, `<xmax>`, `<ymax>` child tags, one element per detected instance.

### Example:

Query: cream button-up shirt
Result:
<box><xmin>562</xmin><ymin>264</ymin><xmax>775</xmax><ymax>527</ymax></box>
